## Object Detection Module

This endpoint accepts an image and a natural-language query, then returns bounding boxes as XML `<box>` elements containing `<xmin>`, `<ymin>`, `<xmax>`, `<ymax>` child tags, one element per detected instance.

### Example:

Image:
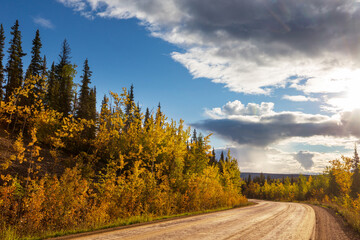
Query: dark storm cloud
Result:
<box><xmin>61</xmin><ymin>0</ymin><xmax>360</xmax><ymax>94</ymax></box>
<box><xmin>178</xmin><ymin>0</ymin><xmax>360</xmax><ymax>56</ymax></box>
<box><xmin>294</xmin><ymin>151</ymin><xmax>314</xmax><ymax>170</ymax></box>
<box><xmin>192</xmin><ymin>110</ymin><xmax>360</xmax><ymax>146</ymax></box>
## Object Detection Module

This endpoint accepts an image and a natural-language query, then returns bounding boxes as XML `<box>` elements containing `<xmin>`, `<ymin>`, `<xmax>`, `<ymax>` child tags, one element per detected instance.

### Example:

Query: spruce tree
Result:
<box><xmin>192</xmin><ymin>129</ymin><xmax>197</xmax><ymax>143</ymax></box>
<box><xmin>125</xmin><ymin>84</ymin><xmax>134</xmax><ymax>130</ymax></box>
<box><xmin>351</xmin><ymin>144</ymin><xmax>360</xmax><ymax>198</ymax></box>
<box><xmin>77</xmin><ymin>59</ymin><xmax>92</xmax><ymax>119</ymax></box>
<box><xmin>135</xmin><ymin>102</ymin><xmax>141</xmax><ymax>121</ymax></box>
<box><xmin>0</xmin><ymin>24</ymin><xmax>5</xmax><ymax>100</ymax></box>
<box><xmin>5</xmin><ymin>20</ymin><xmax>26</xmax><ymax>101</ymax></box>
<box><xmin>25</xmin><ymin>29</ymin><xmax>44</xmax><ymax>105</ymax></box>
<box><xmin>247</xmin><ymin>174</ymin><xmax>252</xmax><ymax>185</ymax></box>
<box><xmin>46</xmin><ymin>62</ymin><xmax>58</xmax><ymax>109</ymax></box>
<box><xmin>41</xmin><ymin>55</ymin><xmax>47</xmax><ymax>77</ymax></box>
<box><xmin>155</xmin><ymin>102</ymin><xmax>162</xmax><ymax>126</ymax></box>
<box><xmin>40</xmin><ymin>55</ymin><xmax>47</xmax><ymax>94</ymax></box>
<box><xmin>353</xmin><ymin>144</ymin><xmax>359</xmax><ymax>171</ymax></box>
<box><xmin>55</xmin><ymin>39</ymin><xmax>76</xmax><ymax>116</ymax></box>
<box><xmin>26</xmin><ymin>29</ymin><xmax>43</xmax><ymax>78</ymax></box>
<box><xmin>209</xmin><ymin>147</ymin><xmax>216</xmax><ymax>165</ymax></box>
<box><xmin>88</xmin><ymin>86</ymin><xmax>97</xmax><ymax>139</ymax></box>
<box><xmin>100</xmin><ymin>94</ymin><xmax>110</xmax><ymax>124</ymax></box>
<box><xmin>220</xmin><ymin>151</ymin><xmax>225</xmax><ymax>162</ymax></box>
<box><xmin>144</xmin><ymin>107</ymin><xmax>150</xmax><ymax>129</ymax></box>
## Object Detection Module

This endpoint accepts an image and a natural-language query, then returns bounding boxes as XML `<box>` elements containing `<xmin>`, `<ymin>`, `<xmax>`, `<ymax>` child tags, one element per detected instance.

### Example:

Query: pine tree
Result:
<box><xmin>220</xmin><ymin>151</ymin><xmax>225</xmax><ymax>162</ymax></box>
<box><xmin>26</xmin><ymin>29</ymin><xmax>43</xmax><ymax>78</ymax></box>
<box><xmin>353</xmin><ymin>144</ymin><xmax>359</xmax><ymax>171</ymax></box>
<box><xmin>247</xmin><ymin>174</ymin><xmax>252</xmax><ymax>185</ymax></box>
<box><xmin>88</xmin><ymin>86</ymin><xmax>97</xmax><ymax>138</ymax></box>
<box><xmin>77</xmin><ymin>59</ymin><xmax>92</xmax><ymax>119</ymax></box>
<box><xmin>46</xmin><ymin>62</ymin><xmax>58</xmax><ymax>109</ymax></box>
<box><xmin>0</xmin><ymin>24</ymin><xmax>5</xmax><ymax>100</ymax></box>
<box><xmin>5</xmin><ymin>20</ymin><xmax>26</xmax><ymax>101</ymax></box>
<box><xmin>192</xmin><ymin>129</ymin><xmax>197</xmax><ymax>143</ymax></box>
<box><xmin>25</xmin><ymin>29</ymin><xmax>44</xmax><ymax>105</ymax></box>
<box><xmin>41</xmin><ymin>55</ymin><xmax>47</xmax><ymax>77</ymax></box>
<box><xmin>144</xmin><ymin>107</ymin><xmax>150</xmax><ymax>129</ymax></box>
<box><xmin>155</xmin><ymin>102</ymin><xmax>162</xmax><ymax>125</ymax></box>
<box><xmin>135</xmin><ymin>102</ymin><xmax>141</xmax><ymax>121</ymax></box>
<box><xmin>125</xmin><ymin>84</ymin><xmax>134</xmax><ymax>130</ymax></box>
<box><xmin>351</xmin><ymin>144</ymin><xmax>360</xmax><ymax>198</ymax></box>
<box><xmin>209</xmin><ymin>147</ymin><xmax>216</xmax><ymax>165</ymax></box>
<box><xmin>100</xmin><ymin>94</ymin><xmax>110</xmax><ymax>124</ymax></box>
<box><xmin>55</xmin><ymin>39</ymin><xmax>76</xmax><ymax>116</ymax></box>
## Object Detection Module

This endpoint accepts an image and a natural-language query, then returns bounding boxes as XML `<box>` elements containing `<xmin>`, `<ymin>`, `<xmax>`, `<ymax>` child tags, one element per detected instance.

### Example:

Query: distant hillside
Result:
<box><xmin>241</xmin><ymin>172</ymin><xmax>313</xmax><ymax>180</ymax></box>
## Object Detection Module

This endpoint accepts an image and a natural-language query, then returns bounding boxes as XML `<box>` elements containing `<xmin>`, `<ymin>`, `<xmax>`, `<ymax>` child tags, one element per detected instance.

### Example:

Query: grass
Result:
<box><xmin>5</xmin><ymin>201</ymin><xmax>255</xmax><ymax>240</ymax></box>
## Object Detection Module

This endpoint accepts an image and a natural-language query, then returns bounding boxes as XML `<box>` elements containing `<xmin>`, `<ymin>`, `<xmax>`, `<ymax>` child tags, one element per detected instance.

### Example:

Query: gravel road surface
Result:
<box><xmin>67</xmin><ymin>200</ymin><xmax>316</xmax><ymax>240</ymax></box>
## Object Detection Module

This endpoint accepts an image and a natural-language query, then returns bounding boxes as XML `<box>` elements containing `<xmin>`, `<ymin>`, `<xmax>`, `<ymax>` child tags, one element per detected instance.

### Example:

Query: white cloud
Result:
<box><xmin>58</xmin><ymin>0</ymin><xmax>360</xmax><ymax>96</ymax></box>
<box><xmin>283</xmin><ymin>95</ymin><xmax>318</xmax><ymax>102</ymax></box>
<box><xmin>57</xmin><ymin>0</ymin><xmax>87</xmax><ymax>11</ymax></box>
<box><xmin>205</xmin><ymin>100</ymin><xmax>274</xmax><ymax>119</ymax></box>
<box><xmin>219</xmin><ymin>144</ymin><xmax>336</xmax><ymax>173</ymax></box>
<box><xmin>33</xmin><ymin>17</ymin><xmax>54</xmax><ymax>29</ymax></box>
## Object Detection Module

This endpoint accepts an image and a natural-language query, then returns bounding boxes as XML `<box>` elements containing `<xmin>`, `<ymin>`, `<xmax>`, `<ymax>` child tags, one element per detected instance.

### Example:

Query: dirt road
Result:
<box><xmin>65</xmin><ymin>200</ymin><xmax>316</xmax><ymax>240</ymax></box>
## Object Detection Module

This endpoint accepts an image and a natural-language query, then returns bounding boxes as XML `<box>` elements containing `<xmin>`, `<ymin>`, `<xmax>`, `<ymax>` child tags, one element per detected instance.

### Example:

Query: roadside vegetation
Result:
<box><xmin>243</xmin><ymin>153</ymin><xmax>360</xmax><ymax>233</ymax></box>
<box><xmin>0</xmin><ymin>21</ymin><xmax>247</xmax><ymax>239</ymax></box>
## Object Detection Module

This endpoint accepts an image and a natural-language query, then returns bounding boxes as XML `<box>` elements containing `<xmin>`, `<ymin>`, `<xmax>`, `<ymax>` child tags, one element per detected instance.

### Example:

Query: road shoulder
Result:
<box><xmin>309</xmin><ymin>204</ymin><xmax>360</xmax><ymax>240</ymax></box>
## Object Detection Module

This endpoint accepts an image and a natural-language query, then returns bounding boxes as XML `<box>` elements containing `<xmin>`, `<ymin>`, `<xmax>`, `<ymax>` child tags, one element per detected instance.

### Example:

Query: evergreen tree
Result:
<box><xmin>155</xmin><ymin>102</ymin><xmax>162</xmax><ymax>125</ymax></box>
<box><xmin>25</xmin><ymin>29</ymin><xmax>44</xmax><ymax>105</ymax></box>
<box><xmin>46</xmin><ymin>62</ymin><xmax>58</xmax><ymax>109</ymax></box>
<box><xmin>55</xmin><ymin>39</ymin><xmax>76</xmax><ymax>116</ymax></box>
<box><xmin>351</xmin><ymin>145</ymin><xmax>360</xmax><ymax>198</ymax></box>
<box><xmin>0</xmin><ymin>24</ymin><xmax>5</xmax><ymax>100</ymax></box>
<box><xmin>41</xmin><ymin>55</ymin><xmax>47</xmax><ymax>77</ymax></box>
<box><xmin>135</xmin><ymin>102</ymin><xmax>141</xmax><ymax>121</ymax></box>
<box><xmin>247</xmin><ymin>174</ymin><xmax>252</xmax><ymax>185</ymax></box>
<box><xmin>220</xmin><ymin>151</ymin><xmax>225</xmax><ymax>162</ymax></box>
<box><xmin>88</xmin><ymin>86</ymin><xmax>97</xmax><ymax>139</ymax></box>
<box><xmin>39</xmin><ymin>55</ymin><xmax>47</xmax><ymax>96</ymax></box>
<box><xmin>260</xmin><ymin>172</ymin><xmax>265</xmax><ymax>186</ymax></box>
<box><xmin>5</xmin><ymin>20</ymin><xmax>26</xmax><ymax>101</ymax></box>
<box><xmin>26</xmin><ymin>29</ymin><xmax>43</xmax><ymax>78</ymax></box>
<box><xmin>353</xmin><ymin>144</ymin><xmax>359</xmax><ymax>171</ymax></box>
<box><xmin>192</xmin><ymin>129</ymin><xmax>197</xmax><ymax>143</ymax></box>
<box><xmin>144</xmin><ymin>107</ymin><xmax>150</xmax><ymax>129</ymax></box>
<box><xmin>209</xmin><ymin>147</ymin><xmax>216</xmax><ymax>165</ymax></box>
<box><xmin>77</xmin><ymin>59</ymin><xmax>92</xmax><ymax>119</ymax></box>
<box><xmin>125</xmin><ymin>84</ymin><xmax>134</xmax><ymax>130</ymax></box>
<box><xmin>100</xmin><ymin>94</ymin><xmax>110</xmax><ymax>124</ymax></box>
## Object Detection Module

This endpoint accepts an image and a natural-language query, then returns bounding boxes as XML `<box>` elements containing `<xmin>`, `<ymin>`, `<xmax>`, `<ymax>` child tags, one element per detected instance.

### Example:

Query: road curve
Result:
<box><xmin>70</xmin><ymin>200</ymin><xmax>316</xmax><ymax>240</ymax></box>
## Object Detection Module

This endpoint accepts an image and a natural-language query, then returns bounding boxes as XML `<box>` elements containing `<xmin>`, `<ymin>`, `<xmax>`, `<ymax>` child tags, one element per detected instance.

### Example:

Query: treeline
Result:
<box><xmin>0</xmin><ymin>21</ymin><xmax>246</xmax><ymax>239</ymax></box>
<box><xmin>243</xmin><ymin>150</ymin><xmax>360</xmax><ymax>232</ymax></box>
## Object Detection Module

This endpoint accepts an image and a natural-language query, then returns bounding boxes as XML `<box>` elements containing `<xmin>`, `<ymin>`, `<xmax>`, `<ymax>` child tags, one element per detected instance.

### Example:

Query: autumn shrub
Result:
<box><xmin>0</xmin><ymin>78</ymin><xmax>248</xmax><ymax>239</ymax></box>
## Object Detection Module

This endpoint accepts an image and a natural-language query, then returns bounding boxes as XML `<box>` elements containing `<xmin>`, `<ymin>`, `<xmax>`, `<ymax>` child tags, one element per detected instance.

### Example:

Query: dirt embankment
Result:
<box><xmin>310</xmin><ymin>205</ymin><xmax>360</xmax><ymax>240</ymax></box>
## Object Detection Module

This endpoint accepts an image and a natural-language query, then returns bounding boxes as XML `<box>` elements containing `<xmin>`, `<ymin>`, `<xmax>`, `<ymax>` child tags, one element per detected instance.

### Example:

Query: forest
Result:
<box><xmin>0</xmin><ymin>21</ymin><xmax>247</xmax><ymax>239</ymax></box>
<box><xmin>243</xmin><ymin>152</ymin><xmax>360</xmax><ymax>232</ymax></box>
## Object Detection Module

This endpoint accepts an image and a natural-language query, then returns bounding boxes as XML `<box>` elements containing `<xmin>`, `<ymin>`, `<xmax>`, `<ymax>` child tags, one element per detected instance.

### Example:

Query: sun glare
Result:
<box><xmin>342</xmin><ymin>79</ymin><xmax>360</xmax><ymax>110</ymax></box>
<box><xmin>325</xmin><ymin>70</ymin><xmax>360</xmax><ymax>111</ymax></box>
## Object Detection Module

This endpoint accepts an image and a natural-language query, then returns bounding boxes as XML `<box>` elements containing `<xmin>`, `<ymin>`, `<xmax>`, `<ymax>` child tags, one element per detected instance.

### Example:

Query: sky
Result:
<box><xmin>2</xmin><ymin>0</ymin><xmax>360</xmax><ymax>174</ymax></box>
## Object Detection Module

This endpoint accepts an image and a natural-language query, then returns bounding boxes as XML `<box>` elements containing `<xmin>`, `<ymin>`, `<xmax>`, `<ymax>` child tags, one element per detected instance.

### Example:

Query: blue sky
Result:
<box><xmin>2</xmin><ymin>0</ymin><xmax>360</xmax><ymax>173</ymax></box>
